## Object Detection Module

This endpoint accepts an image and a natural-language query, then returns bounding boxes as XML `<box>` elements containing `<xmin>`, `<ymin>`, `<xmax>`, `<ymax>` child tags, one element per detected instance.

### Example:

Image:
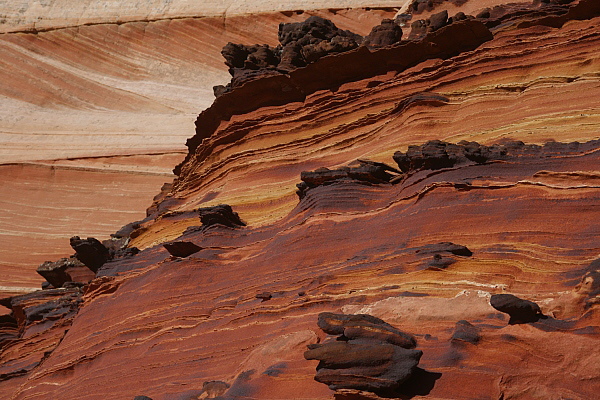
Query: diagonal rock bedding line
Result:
<box><xmin>2</xmin><ymin>136</ymin><xmax>599</xmax><ymax>398</ymax></box>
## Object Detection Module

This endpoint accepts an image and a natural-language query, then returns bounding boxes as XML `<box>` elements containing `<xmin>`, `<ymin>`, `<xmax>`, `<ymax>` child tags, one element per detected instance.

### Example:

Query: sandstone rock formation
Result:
<box><xmin>2</xmin><ymin>0</ymin><xmax>600</xmax><ymax>399</ymax></box>
<box><xmin>0</xmin><ymin>6</ymin><xmax>397</xmax><ymax>297</ymax></box>
<box><xmin>305</xmin><ymin>313</ymin><xmax>422</xmax><ymax>394</ymax></box>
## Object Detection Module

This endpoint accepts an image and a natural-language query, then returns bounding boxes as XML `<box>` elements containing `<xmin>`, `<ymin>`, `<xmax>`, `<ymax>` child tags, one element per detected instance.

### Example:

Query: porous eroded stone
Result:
<box><xmin>197</xmin><ymin>204</ymin><xmax>246</xmax><ymax>229</ymax></box>
<box><xmin>297</xmin><ymin>160</ymin><xmax>401</xmax><ymax>199</ymax></box>
<box><xmin>362</xmin><ymin>19</ymin><xmax>403</xmax><ymax>48</ymax></box>
<box><xmin>393</xmin><ymin>140</ymin><xmax>509</xmax><ymax>173</ymax></box>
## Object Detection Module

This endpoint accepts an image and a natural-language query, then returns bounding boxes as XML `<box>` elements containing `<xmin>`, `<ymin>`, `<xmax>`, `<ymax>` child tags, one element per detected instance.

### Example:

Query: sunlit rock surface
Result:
<box><xmin>1</xmin><ymin>0</ymin><xmax>600</xmax><ymax>399</ymax></box>
<box><xmin>0</xmin><ymin>5</ymin><xmax>397</xmax><ymax>297</ymax></box>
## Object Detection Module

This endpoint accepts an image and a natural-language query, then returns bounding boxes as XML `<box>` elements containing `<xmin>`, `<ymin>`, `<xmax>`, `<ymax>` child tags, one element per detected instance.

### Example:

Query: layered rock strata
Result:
<box><xmin>0</xmin><ymin>8</ymin><xmax>398</xmax><ymax>296</ymax></box>
<box><xmin>1</xmin><ymin>1</ymin><xmax>600</xmax><ymax>399</ymax></box>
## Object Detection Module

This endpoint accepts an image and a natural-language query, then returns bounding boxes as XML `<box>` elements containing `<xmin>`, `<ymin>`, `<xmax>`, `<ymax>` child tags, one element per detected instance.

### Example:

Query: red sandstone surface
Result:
<box><xmin>1</xmin><ymin>0</ymin><xmax>600</xmax><ymax>399</ymax></box>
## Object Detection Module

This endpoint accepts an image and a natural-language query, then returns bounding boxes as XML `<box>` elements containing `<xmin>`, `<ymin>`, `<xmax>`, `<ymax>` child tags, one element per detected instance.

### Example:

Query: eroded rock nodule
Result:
<box><xmin>69</xmin><ymin>236</ymin><xmax>110</xmax><ymax>273</ymax></box>
<box><xmin>451</xmin><ymin>320</ymin><xmax>481</xmax><ymax>344</ymax></box>
<box><xmin>163</xmin><ymin>241</ymin><xmax>202</xmax><ymax>258</ymax></box>
<box><xmin>362</xmin><ymin>19</ymin><xmax>403</xmax><ymax>48</ymax></box>
<box><xmin>490</xmin><ymin>294</ymin><xmax>545</xmax><ymax>324</ymax></box>
<box><xmin>197</xmin><ymin>204</ymin><xmax>246</xmax><ymax>229</ymax></box>
<box><xmin>297</xmin><ymin>160</ymin><xmax>401</xmax><ymax>199</ymax></box>
<box><xmin>305</xmin><ymin>312</ymin><xmax>421</xmax><ymax>394</ymax></box>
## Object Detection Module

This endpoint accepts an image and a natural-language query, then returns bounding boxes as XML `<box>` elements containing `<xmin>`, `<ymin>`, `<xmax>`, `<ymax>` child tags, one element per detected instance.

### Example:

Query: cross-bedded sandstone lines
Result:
<box><xmin>2</xmin><ymin>137</ymin><xmax>599</xmax><ymax>398</ymax></box>
<box><xmin>2</xmin><ymin>1</ymin><xmax>600</xmax><ymax>398</ymax></box>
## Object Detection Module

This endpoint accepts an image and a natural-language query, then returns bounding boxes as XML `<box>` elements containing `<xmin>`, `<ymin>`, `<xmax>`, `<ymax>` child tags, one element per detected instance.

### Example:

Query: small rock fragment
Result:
<box><xmin>255</xmin><ymin>292</ymin><xmax>272</xmax><ymax>302</ymax></box>
<box><xmin>428</xmin><ymin>10</ymin><xmax>449</xmax><ymax>32</ymax></box>
<box><xmin>201</xmin><ymin>380</ymin><xmax>230</xmax><ymax>398</ymax></box>
<box><xmin>70</xmin><ymin>236</ymin><xmax>110</xmax><ymax>273</ymax></box>
<box><xmin>197</xmin><ymin>204</ymin><xmax>246</xmax><ymax>229</ymax></box>
<box><xmin>490</xmin><ymin>294</ymin><xmax>545</xmax><ymax>324</ymax></box>
<box><xmin>163</xmin><ymin>241</ymin><xmax>202</xmax><ymax>258</ymax></box>
<box><xmin>362</xmin><ymin>19</ymin><xmax>403</xmax><ymax>48</ymax></box>
<box><xmin>451</xmin><ymin>320</ymin><xmax>480</xmax><ymax>344</ymax></box>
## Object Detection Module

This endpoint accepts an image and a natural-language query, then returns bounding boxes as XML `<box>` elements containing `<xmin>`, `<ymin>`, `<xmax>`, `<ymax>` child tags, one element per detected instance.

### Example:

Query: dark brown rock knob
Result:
<box><xmin>306</xmin><ymin>312</ymin><xmax>421</xmax><ymax>394</ymax></box>
<box><xmin>490</xmin><ymin>294</ymin><xmax>545</xmax><ymax>324</ymax></box>
<box><xmin>163</xmin><ymin>241</ymin><xmax>202</xmax><ymax>258</ymax></box>
<box><xmin>70</xmin><ymin>236</ymin><xmax>110</xmax><ymax>273</ymax></box>
<box><xmin>197</xmin><ymin>204</ymin><xmax>246</xmax><ymax>229</ymax></box>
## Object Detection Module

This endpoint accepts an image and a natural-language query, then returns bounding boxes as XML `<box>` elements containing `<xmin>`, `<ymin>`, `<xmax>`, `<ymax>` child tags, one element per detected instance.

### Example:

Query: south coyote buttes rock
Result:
<box><xmin>305</xmin><ymin>312</ymin><xmax>422</xmax><ymax>393</ymax></box>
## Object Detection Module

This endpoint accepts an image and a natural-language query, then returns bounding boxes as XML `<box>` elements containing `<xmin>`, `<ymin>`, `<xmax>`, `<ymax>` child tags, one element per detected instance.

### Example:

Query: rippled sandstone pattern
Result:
<box><xmin>0</xmin><ymin>5</ymin><xmax>397</xmax><ymax>297</ymax></box>
<box><xmin>2</xmin><ymin>0</ymin><xmax>600</xmax><ymax>399</ymax></box>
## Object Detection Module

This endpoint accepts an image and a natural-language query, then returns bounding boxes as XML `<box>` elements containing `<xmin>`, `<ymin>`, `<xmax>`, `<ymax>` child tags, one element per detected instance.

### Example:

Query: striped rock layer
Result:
<box><xmin>1</xmin><ymin>1</ymin><xmax>600</xmax><ymax>399</ymax></box>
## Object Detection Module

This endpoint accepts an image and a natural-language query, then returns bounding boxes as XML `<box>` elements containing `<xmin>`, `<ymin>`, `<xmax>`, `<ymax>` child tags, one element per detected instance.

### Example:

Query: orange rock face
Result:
<box><xmin>0</xmin><ymin>7</ymin><xmax>397</xmax><ymax>299</ymax></box>
<box><xmin>1</xmin><ymin>1</ymin><xmax>600</xmax><ymax>399</ymax></box>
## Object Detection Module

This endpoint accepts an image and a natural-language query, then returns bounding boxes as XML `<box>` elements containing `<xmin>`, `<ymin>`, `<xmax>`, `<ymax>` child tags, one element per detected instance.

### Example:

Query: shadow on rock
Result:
<box><xmin>333</xmin><ymin>368</ymin><xmax>442</xmax><ymax>399</ymax></box>
<box><xmin>395</xmin><ymin>367</ymin><xmax>442</xmax><ymax>398</ymax></box>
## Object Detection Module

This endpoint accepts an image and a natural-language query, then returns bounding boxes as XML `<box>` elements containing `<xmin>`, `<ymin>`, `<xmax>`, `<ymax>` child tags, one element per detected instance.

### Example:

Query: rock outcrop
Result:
<box><xmin>197</xmin><ymin>204</ymin><xmax>246</xmax><ymax>229</ymax></box>
<box><xmin>69</xmin><ymin>237</ymin><xmax>111</xmax><ymax>273</ymax></box>
<box><xmin>305</xmin><ymin>313</ymin><xmax>422</xmax><ymax>394</ymax></box>
<box><xmin>296</xmin><ymin>160</ymin><xmax>401</xmax><ymax>199</ymax></box>
<box><xmin>392</xmin><ymin>140</ymin><xmax>510</xmax><ymax>172</ymax></box>
<box><xmin>36</xmin><ymin>257</ymin><xmax>90</xmax><ymax>289</ymax></box>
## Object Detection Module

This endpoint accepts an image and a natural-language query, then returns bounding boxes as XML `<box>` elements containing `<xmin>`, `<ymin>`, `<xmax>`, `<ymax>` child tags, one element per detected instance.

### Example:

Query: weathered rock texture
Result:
<box><xmin>1</xmin><ymin>0</ymin><xmax>600</xmax><ymax>399</ymax></box>
<box><xmin>0</xmin><ymin>7</ymin><xmax>397</xmax><ymax>297</ymax></box>
<box><xmin>305</xmin><ymin>313</ymin><xmax>422</xmax><ymax>394</ymax></box>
